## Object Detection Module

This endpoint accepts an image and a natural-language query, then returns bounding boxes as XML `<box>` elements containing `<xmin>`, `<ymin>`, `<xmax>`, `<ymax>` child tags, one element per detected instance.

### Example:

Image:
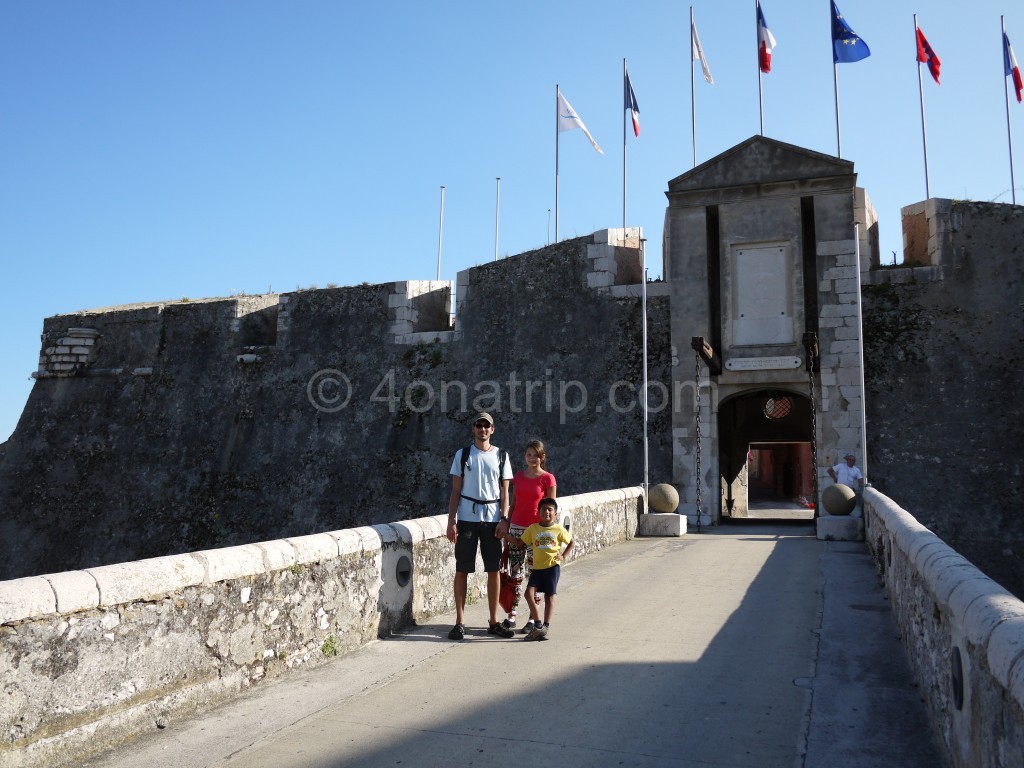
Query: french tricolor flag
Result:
<box><xmin>1006</xmin><ymin>31</ymin><xmax>1023</xmax><ymax>103</ymax></box>
<box><xmin>757</xmin><ymin>1</ymin><xmax>777</xmax><ymax>73</ymax></box>
<box><xmin>624</xmin><ymin>69</ymin><xmax>640</xmax><ymax>137</ymax></box>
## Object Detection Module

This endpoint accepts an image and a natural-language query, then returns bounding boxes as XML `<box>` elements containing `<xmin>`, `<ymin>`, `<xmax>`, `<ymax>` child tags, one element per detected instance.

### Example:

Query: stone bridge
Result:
<box><xmin>2</xmin><ymin>487</ymin><xmax>1022</xmax><ymax>768</ymax></box>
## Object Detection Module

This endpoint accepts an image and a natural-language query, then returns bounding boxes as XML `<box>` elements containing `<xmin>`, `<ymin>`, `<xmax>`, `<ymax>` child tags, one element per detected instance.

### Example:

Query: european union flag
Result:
<box><xmin>831</xmin><ymin>1</ymin><xmax>870</xmax><ymax>63</ymax></box>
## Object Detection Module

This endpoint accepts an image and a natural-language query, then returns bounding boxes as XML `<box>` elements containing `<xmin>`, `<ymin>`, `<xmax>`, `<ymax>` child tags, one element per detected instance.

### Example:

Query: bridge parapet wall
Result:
<box><xmin>864</xmin><ymin>487</ymin><xmax>1024</xmax><ymax>768</ymax></box>
<box><xmin>0</xmin><ymin>487</ymin><xmax>642</xmax><ymax>768</ymax></box>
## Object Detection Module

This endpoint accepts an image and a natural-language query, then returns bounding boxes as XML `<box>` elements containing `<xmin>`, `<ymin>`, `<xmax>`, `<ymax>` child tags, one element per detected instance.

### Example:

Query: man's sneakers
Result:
<box><xmin>448</xmin><ymin>623</ymin><xmax>465</xmax><ymax>641</ymax></box>
<box><xmin>520</xmin><ymin>619</ymin><xmax>537</xmax><ymax>635</ymax></box>
<box><xmin>487</xmin><ymin>621</ymin><xmax>515</xmax><ymax>639</ymax></box>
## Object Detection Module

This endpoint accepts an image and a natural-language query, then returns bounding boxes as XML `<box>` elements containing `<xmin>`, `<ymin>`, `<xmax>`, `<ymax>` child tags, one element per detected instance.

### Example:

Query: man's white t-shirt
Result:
<box><xmin>832</xmin><ymin>463</ymin><xmax>864</xmax><ymax>489</ymax></box>
<box><xmin>450</xmin><ymin>445</ymin><xmax>512</xmax><ymax>523</ymax></box>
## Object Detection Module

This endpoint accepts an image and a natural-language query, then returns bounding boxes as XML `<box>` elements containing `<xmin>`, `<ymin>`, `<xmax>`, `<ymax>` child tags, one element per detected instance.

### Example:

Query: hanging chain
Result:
<box><xmin>694</xmin><ymin>351</ymin><xmax>703</xmax><ymax>532</ymax></box>
<box><xmin>805</xmin><ymin>334</ymin><xmax>820</xmax><ymax>518</ymax></box>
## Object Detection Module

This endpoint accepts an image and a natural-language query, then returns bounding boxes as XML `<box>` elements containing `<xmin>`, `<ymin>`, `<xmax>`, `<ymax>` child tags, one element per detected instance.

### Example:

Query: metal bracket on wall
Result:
<box><xmin>690</xmin><ymin>336</ymin><xmax>722</xmax><ymax>375</ymax></box>
<box><xmin>802</xmin><ymin>332</ymin><xmax>820</xmax><ymax>373</ymax></box>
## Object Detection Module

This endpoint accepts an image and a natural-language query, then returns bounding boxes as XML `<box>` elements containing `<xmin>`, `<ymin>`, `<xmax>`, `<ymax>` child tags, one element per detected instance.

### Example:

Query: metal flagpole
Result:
<box><xmin>691</xmin><ymin>6</ymin><xmax>697</xmax><ymax>168</ymax></box>
<box><xmin>915</xmin><ymin>15</ymin><xmax>931</xmax><ymax>199</ymax></box>
<box><xmin>640</xmin><ymin>237</ymin><xmax>649</xmax><ymax>496</ymax></box>
<box><xmin>623</xmin><ymin>59</ymin><xmax>627</xmax><ymax>233</ymax></box>
<box><xmin>758</xmin><ymin>2</ymin><xmax>765</xmax><ymax>136</ymax></box>
<box><xmin>494</xmin><ymin>177</ymin><xmax>500</xmax><ymax>261</ymax></box>
<box><xmin>1004</xmin><ymin>17</ymin><xmax>1018</xmax><ymax>206</ymax></box>
<box><xmin>436</xmin><ymin>185</ymin><xmax>445</xmax><ymax>281</ymax></box>
<box><xmin>555</xmin><ymin>84</ymin><xmax>560</xmax><ymax>242</ymax></box>
<box><xmin>853</xmin><ymin>223</ymin><xmax>868</xmax><ymax>481</ymax></box>
<box><xmin>834</xmin><ymin>61</ymin><xmax>842</xmax><ymax>158</ymax></box>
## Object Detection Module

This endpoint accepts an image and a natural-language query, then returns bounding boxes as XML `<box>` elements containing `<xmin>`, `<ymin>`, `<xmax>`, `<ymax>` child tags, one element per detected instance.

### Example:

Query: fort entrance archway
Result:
<box><xmin>717</xmin><ymin>389</ymin><xmax>815</xmax><ymax>520</ymax></box>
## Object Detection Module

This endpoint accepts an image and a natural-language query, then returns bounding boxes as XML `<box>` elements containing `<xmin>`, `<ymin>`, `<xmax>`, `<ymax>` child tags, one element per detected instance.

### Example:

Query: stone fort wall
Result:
<box><xmin>0</xmin><ymin>230</ymin><xmax>671</xmax><ymax>580</ymax></box>
<box><xmin>863</xmin><ymin>199</ymin><xmax>1024</xmax><ymax>599</ymax></box>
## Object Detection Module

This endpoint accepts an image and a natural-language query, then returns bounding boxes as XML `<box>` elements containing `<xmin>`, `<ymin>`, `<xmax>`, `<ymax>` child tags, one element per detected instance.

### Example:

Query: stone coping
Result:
<box><xmin>0</xmin><ymin>488</ymin><xmax>644</xmax><ymax>625</ymax></box>
<box><xmin>864</xmin><ymin>489</ymin><xmax>1024</xmax><ymax>749</ymax></box>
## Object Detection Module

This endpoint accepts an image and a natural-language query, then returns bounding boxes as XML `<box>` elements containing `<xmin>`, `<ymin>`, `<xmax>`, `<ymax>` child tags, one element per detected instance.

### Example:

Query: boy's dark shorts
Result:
<box><xmin>454</xmin><ymin>521</ymin><xmax>502</xmax><ymax>573</ymax></box>
<box><xmin>527</xmin><ymin>564</ymin><xmax>560</xmax><ymax>595</ymax></box>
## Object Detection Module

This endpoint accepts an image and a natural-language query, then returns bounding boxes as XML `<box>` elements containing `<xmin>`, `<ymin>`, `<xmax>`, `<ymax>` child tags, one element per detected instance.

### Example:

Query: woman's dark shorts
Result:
<box><xmin>526</xmin><ymin>564</ymin><xmax>560</xmax><ymax>595</ymax></box>
<box><xmin>454</xmin><ymin>520</ymin><xmax>503</xmax><ymax>573</ymax></box>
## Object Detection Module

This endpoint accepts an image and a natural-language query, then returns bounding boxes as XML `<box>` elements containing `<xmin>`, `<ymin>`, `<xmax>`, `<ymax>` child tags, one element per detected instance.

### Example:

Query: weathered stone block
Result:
<box><xmin>988</xmin><ymin>616</ymin><xmax>1024</xmax><ymax>686</ymax></box>
<box><xmin>637</xmin><ymin>513</ymin><xmax>686</xmax><ymax>537</ymax></box>
<box><xmin>43</xmin><ymin>570</ymin><xmax>99</xmax><ymax>613</ymax></box>
<box><xmin>286</xmin><ymin>533</ymin><xmax>339</xmax><ymax>565</ymax></box>
<box><xmin>257</xmin><ymin>540</ymin><xmax>298</xmax><ymax>571</ymax></box>
<box><xmin>816</xmin><ymin>515</ymin><xmax>863</xmax><ymax>541</ymax></box>
<box><xmin>329</xmin><ymin>529</ymin><xmax>364</xmax><ymax>556</ymax></box>
<box><xmin>964</xmin><ymin>593</ymin><xmax>1024</xmax><ymax>647</ymax></box>
<box><xmin>0</xmin><ymin>576</ymin><xmax>56</xmax><ymax>622</ymax></box>
<box><xmin>816</xmin><ymin>239</ymin><xmax>857</xmax><ymax>256</ymax></box>
<box><xmin>87</xmin><ymin>554</ymin><xmax>205</xmax><ymax>605</ymax></box>
<box><xmin>195</xmin><ymin>544</ymin><xmax>266</xmax><ymax>584</ymax></box>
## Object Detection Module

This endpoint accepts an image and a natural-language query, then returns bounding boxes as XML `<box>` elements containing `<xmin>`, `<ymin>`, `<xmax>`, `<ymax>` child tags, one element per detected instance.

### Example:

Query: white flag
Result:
<box><xmin>691</xmin><ymin>19</ymin><xmax>715</xmax><ymax>84</ymax></box>
<box><xmin>557</xmin><ymin>91</ymin><xmax>604</xmax><ymax>155</ymax></box>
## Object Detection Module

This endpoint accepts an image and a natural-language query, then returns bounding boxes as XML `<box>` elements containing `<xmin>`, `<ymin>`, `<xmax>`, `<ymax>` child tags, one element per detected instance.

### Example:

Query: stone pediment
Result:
<box><xmin>667</xmin><ymin>136</ymin><xmax>854</xmax><ymax>193</ymax></box>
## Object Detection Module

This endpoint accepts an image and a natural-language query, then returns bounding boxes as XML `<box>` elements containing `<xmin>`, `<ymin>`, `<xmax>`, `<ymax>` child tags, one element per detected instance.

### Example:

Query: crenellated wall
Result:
<box><xmin>0</xmin><ymin>229</ymin><xmax>671</xmax><ymax>582</ymax></box>
<box><xmin>0</xmin><ymin>487</ymin><xmax>643</xmax><ymax>768</ymax></box>
<box><xmin>864</xmin><ymin>487</ymin><xmax>1024</xmax><ymax>768</ymax></box>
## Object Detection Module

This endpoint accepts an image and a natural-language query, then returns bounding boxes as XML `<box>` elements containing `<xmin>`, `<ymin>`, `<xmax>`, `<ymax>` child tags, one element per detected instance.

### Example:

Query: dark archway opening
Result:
<box><xmin>719</xmin><ymin>389</ymin><xmax>815</xmax><ymax>521</ymax></box>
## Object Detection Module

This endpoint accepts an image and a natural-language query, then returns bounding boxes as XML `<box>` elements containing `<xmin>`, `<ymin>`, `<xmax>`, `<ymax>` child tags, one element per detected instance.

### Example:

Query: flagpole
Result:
<box><xmin>1004</xmin><ymin>17</ymin><xmax>1018</xmax><ymax>206</ymax></box>
<box><xmin>691</xmin><ymin>6</ymin><xmax>697</xmax><ymax>168</ymax></box>
<box><xmin>833</xmin><ymin>60</ymin><xmax>842</xmax><ymax>158</ymax></box>
<box><xmin>555</xmin><ymin>84</ymin><xmax>560</xmax><ymax>242</ymax></box>
<box><xmin>640</xmin><ymin>237</ymin><xmax>649</xmax><ymax>497</ymax></box>
<box><xmin>494</xmin><ymin>177</ymin><xmax>500</xmax><ymax>261</ymax></box>
<box><xmin>915</xmin><ymin>15</ymin><xmax>931</xmax><ymax>200</ymax></box>
<box><xmin>623</xmin><ymin>59</ymin><xmax>627</xmax><ymax>233</ymax></box>
<box><xmin>436</xmin><ymin>185</ymin><xmax>445</xmax><ymax>281</ymax></box>
<box><xmin>757</xmin><ymin>2</ymin><xmax>765</xmax><ymax>136</ymax></box>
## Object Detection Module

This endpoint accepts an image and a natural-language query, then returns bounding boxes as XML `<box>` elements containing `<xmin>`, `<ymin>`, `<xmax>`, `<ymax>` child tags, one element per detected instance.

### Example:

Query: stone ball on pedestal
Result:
<box><xmin>822</xmin><ymin>483</ymin><xmax>857</xmax><ymax>516</ymax></box>
<box><xmin>648</xmin><ymin>484</ymin><xmax>680</xmax><ymax>513</ymax></box>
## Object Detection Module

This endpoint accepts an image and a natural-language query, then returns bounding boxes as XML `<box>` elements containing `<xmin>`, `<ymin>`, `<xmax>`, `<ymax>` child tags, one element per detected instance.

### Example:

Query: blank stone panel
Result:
<box><xmin>733</xmin><ymin>244</ymin><xmax>793</xmax><ymax>345</ymax></box>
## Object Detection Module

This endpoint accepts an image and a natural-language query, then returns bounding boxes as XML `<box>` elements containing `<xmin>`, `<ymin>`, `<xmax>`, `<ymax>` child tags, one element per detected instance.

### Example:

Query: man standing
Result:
<box><xmin>446</xmin><ymin>412</ymin><xmax>514</xmax><ymax>640</ymax></box>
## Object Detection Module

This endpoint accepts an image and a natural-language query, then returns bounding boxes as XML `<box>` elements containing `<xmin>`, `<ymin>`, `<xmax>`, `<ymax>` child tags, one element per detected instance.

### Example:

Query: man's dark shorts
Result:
<box><xmin>454</xmin><ymin>521</ymin><xmax>502</xmax><ymax>573</ymax></box>
<box><xmin>527</xmin><ymin>564</ymin><xmax>560</xmax><ymax>595</ymax></box>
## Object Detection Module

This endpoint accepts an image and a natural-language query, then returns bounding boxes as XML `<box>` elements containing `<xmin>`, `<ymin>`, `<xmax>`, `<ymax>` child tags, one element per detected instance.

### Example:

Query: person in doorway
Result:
<box><xmin>502</xmin><ymin>439</ymin><xmax>557</xmax><ymax>634</ymax></box>
<box><xmin>504</xmin><ymin>497</ymin><xmax>573</xmax><ymax>641</ymax></box>
<box><xmin>446</xmin><ymin>412</ymin><xmax>515</xmax><ymax>641</ymax></box>
<box><xmin>829</xmin><ymin>452</ymin><xmax>865</xmax><ymax>504</ymax></box>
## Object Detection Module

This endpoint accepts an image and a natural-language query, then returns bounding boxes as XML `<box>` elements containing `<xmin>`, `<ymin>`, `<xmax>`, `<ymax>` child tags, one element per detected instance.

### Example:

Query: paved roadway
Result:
<box><xmin>86</xmin><ymin>525</ymin><xmax>943</xmax><ymax>768</ymax></box>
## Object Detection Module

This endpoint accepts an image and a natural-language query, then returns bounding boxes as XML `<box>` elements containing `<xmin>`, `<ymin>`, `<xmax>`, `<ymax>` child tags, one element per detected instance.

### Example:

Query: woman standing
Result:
<box><xmin>503</xmin><ymin>439</ymin><xmax>556</xmax><ymax>634</ymax></box>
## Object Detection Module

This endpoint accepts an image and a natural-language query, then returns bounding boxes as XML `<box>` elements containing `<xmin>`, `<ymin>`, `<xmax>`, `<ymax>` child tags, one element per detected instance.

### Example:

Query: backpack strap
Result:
<box><xmin>459</xmin><ymin>445</ymin><xmax>473</xmax><ymax>477</ymax></box>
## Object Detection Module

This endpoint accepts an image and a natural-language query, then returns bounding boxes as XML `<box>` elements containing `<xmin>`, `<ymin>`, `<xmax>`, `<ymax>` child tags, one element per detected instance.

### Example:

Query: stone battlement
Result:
<box><xmin>1</xmin><ymin>228</ymin><xmax>666</xmax><ymax>581</ymax></box>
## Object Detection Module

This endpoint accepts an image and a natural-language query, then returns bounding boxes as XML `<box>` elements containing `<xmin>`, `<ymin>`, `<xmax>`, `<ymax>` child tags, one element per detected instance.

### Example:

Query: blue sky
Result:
<box><xmin>1</xmin><ymin>1</ymin><xmax>1021</xmax><ymax>442</ymax></box>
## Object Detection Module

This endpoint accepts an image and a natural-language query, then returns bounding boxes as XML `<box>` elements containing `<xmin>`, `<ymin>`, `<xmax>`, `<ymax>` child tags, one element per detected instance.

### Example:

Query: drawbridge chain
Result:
<box><xmin>694</xmin><ymin>350</ymin><xmax>704</xmax><ymax>533</ymax></box>
<box><xmin>803</xmin><ymin>332</ymin><xmax>821</xmax><ymax>518</ymax></box>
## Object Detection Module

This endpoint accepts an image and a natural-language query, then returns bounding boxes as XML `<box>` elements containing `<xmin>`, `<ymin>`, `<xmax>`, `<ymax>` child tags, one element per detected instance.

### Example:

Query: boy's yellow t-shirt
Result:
<box><xmin>521</xmin><ymin>523</ymin><xmax>572</xmax><ymax>570</ymax></box>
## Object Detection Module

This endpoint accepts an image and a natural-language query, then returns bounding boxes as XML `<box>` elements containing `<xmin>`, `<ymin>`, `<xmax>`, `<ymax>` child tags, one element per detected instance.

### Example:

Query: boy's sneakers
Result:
<box><xmin>520</xmin><ymin>620</ymin><xmax>537</xmax><ymax>635</ymax></box>
<box><xmin>487</xmin><ymin>621</ymin><xmax>515</xmax><ymax>639</ymax></box>
<box><xmin>501</xmin><ymin>616</ymin><xmax>516</xmax><ymax>630</ymax></box>
<box><xmin>524</xmin><ymin>624</ymin><xmax>548</xmax><ymax>641</ymax></box>
<box><xmin>448</xmin><ymin>623</ymin><xmax>465</xmax><ymax>641</ymax></box>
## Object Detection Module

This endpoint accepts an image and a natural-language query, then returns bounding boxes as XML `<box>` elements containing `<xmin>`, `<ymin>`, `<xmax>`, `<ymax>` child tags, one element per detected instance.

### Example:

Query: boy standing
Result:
<box><xmin>506</xmin><ymin>497</ymin><xmax>573</xmax><ymax>641</ymax></box>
